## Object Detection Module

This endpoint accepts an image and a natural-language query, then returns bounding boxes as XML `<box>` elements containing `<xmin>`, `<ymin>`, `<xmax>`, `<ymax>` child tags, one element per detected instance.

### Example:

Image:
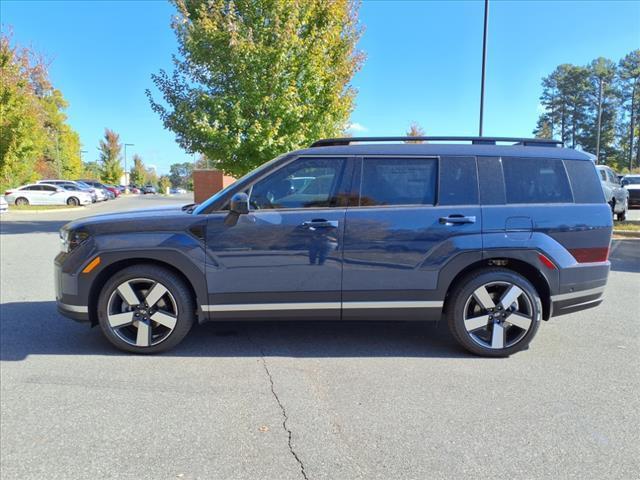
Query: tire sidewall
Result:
<box><xmin>16</xmin><ymin>197</ymin><xmax>29</xmax><ymax>206</ymax></box>
<box><xmin>447</xmin><ymin>269</ymin><xmax>542</xmax><ymax>357</ymax></box>
<box><xmin>97</xmin><ymin>265</ymin><xmax>195</xmax><ymax>354</ymax></box>
<box><xmin>67</xmin><ymin>197</ymin><xmax>79</xmax><ymax>206</ymax></box>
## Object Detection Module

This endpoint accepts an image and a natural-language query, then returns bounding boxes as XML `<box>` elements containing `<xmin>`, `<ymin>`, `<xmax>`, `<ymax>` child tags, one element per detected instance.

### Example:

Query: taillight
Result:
<box><xmin>568</xmin><ymin>247</ymin><xmax>610</xmax><ymax>263</ymax></box>
<box><xmin>5</xmin><ymin>191</ymin><xmax>13</xmax><ymax>195</ymax></box>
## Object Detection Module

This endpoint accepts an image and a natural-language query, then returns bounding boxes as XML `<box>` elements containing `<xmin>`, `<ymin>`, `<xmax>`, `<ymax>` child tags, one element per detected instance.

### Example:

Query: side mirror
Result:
<box><xmin>621</xmin><ymin>180</ymin><xmax>628</xmax><ymax>187</ymax></box>
<box><xmin>230</xmin><ymin>192</ymin><xmax>249</xmax><ymax>215</ymax></box>
<box><xmin>224</xmin><ymin>192</ymin><xmax>250</xmax><ymax>227</ymax></box>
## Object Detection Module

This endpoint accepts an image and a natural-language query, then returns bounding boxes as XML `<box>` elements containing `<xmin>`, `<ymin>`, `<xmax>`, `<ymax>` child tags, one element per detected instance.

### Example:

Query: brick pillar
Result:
<box><xmin>192</xmin><ymin>169</ymin><xmax>236</xmax><ymax>204</ymax></box>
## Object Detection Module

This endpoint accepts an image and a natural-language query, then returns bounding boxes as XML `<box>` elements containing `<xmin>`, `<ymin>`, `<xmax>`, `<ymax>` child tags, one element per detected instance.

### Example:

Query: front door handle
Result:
<box><xmin>439</xmin><ymin>215</ymin><xmax>476</xmax><ymax>225</ymax></box>
<box><xmin>301</xmin><ymin>219</ymin><xmax>339</xmax><ymax>229</ymax></box>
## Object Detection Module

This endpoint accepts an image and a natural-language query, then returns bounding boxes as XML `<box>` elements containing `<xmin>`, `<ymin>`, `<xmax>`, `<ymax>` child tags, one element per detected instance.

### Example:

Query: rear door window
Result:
<box><xmin>502</xmin><ymin>157</ymin><xmax>572</xmax><ymax>204</ymax></box>
<box><xmin>360</xmin><ymin>157</ymin><xmax>437</xmax><ymax>206</ymax></box>
<box><xmin>564</xmin><ymin>160</ymin><xmax>604</xmax><ymax>203</ymax></box>
<box><xmin>438</xmin><ymin>156</ymin><xmax>478</xmax><ymax>205</ymax></box>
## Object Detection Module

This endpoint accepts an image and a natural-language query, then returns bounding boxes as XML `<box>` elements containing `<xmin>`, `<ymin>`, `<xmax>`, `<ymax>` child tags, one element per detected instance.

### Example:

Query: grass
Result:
<box><xmin>613</xmin><ymin>220</ymin><xmax>640</xmax><ymax>232</ymax></box>
<box><xmin>10</xmin><ymin>204</ymin><xmax>79</xmax><ymax>211</ymax></box>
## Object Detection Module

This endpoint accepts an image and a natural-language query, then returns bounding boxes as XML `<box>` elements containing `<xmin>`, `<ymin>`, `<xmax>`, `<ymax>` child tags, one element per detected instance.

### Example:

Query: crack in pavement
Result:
<box><xmin>259</xmin><ymin>356</ymin><xmax>309</xmax><ymax>480</ymax></box>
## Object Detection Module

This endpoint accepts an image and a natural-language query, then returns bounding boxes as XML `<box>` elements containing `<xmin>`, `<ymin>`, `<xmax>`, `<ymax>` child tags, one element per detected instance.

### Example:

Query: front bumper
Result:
<box><xmin>57</xmin><ymin>300</ymin><xmax>90</xmax><ymax>322</ymax></box>
<box><xmin>55</xmin><ymin>254</ymin><xmax>91</xmax><ymax>323</ymax></box>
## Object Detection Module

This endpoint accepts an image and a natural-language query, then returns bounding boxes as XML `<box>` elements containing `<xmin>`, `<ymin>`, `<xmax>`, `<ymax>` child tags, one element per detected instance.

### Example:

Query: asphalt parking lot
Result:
<box><xmin>1</xmin><ymin>195</ymin><xmax>639</xmax><ymax>480</ymax></box>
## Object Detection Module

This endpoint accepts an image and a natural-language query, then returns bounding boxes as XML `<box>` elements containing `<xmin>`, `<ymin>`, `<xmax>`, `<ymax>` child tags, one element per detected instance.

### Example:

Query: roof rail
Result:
<box><xmin>309</xmin><ymin>136</ymin><xmax>562</xmax><ymax>148</ymax></box>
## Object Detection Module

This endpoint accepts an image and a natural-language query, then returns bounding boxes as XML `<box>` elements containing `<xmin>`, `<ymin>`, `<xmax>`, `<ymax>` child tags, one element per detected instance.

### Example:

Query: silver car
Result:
<box><xmin>596</xmin><ymin>165</ymin><xmax>628</xmax><ymax>221</ymax></box>
<box><xmin>38</xmin><ymin>179</ymin><xmax>98</xmax><ymax>203</ymax></box>
<box><xmin>5</xmin><ymin>183</ymin><xmax>92</xmax><ymax>206</ymax></box>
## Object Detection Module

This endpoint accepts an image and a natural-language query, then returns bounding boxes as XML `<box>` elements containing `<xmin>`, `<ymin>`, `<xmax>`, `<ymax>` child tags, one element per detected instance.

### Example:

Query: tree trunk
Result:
<box><xmin>630</xmin><ymin>81</ymin><xmax>637</xmax><ymax>171</ymax></box>
<box><xmin>595</xmin><ymin>79</ymin><xmax>603</xmax><ymax>163</ymax></box>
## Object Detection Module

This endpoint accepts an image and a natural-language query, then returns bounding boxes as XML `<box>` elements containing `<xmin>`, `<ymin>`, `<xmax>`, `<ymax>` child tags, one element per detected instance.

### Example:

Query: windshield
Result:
<box><xmin>192</xmin><ymin>154</ymin><xmax>289</xmax><ymax>214</ymax></box>
<box><xmin>623</xmin><ymin>176</ymin><xmax>640</xmax><ymax>184</ymax></box>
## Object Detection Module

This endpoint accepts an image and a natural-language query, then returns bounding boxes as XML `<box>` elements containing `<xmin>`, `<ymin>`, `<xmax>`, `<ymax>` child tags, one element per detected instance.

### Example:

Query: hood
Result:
<box><xmin>62</xmin><ymin>205</ymin><xmax>198</xmax><ymax>235</ymax></box>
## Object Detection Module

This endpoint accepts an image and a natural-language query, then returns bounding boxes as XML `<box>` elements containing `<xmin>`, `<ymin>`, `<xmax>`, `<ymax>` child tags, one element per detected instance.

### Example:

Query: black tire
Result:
<box><xmin>15</xmin><ymin>197</ymin><xmax>29</xmax><ymax>206</ymax></box>
<box><xmin>446</xmin><ymin>268</ymin><xmax>542</xmax><ymax>357</ymax></box>
<box><xmin>67</xmin><ymin>197</ymin><xmax>79</xmax><ymax>206</ymax></box>
<box><xmin>97</xmin><ymin>264</ymin><xmax>195</xmax><ymax>354</ymax></box>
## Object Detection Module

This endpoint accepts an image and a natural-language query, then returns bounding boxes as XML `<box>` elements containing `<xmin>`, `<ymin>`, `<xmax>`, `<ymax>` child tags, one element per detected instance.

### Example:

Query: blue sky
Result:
<box><xmin>2</xmin><ymin>0</ymin><xmax>639</xmax><ymax>174</ymax></box>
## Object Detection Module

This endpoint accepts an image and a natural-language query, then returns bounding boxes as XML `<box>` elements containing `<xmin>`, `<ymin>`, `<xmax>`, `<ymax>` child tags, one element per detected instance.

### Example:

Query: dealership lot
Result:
<box><xmin>1</xmin><ymin>195</ymin><xmax>638</xmax><ymax>480</ymax></box>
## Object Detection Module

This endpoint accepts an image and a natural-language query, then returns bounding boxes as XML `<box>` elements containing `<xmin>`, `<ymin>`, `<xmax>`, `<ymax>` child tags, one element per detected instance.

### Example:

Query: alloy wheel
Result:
<box><xmin>462</xmin><ymin>281</ymin><xmax>534</xmax><ymax>350</ymax></box>
<box><xmin>106</xmin><ymin>278</ymin><xmax>178</xmax><ymax>347</ymax></box>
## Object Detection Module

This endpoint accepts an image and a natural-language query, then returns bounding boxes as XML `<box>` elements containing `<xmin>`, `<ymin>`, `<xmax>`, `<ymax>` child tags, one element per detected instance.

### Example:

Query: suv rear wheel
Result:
<box><xmin>447</xmin><ymin>268</ymin><xmax>541</xmax><ymax>357</ymax></box>
<box><xmin>97</xmin><ymin>265</ymin><xmax>195</xmax><ymax>353</ymax></box>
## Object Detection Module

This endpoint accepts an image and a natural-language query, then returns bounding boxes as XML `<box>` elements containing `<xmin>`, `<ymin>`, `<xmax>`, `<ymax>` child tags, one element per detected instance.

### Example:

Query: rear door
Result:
<box><xmin>342</xmin><ymin>156</ymin><xmax>482</xmax><ymax>320</ymax></box>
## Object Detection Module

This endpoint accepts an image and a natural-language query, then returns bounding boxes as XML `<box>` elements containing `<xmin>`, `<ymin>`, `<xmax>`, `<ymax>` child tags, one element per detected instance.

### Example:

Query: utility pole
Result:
<box><xmin>124</xmin><ymin>143</ymin><xmax>134</xmax><ymax>191</ymax></box>
<box><xmin>478</xmin><ymin>0</ymin><xmax>489</xmax><ymax>136</ymax></box>
<box><xmin>595</xmin><ymin>78</ymin><xmax>604</xmax><ymax>164</ymax></box>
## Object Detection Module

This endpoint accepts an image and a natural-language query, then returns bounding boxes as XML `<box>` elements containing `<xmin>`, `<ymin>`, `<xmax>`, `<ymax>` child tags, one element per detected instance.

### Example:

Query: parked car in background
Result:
<box><xmin>74</xmin><ymin>181</ymin><xmax>108</xmax><ymax>201</ymax></box>
<box><xmin>77</xmin><ymin>180</ymin><xmax>118</xmax><ymax>200</ymax></box>
<box><xmin>5</xmin><ymin>183</ymin><xmax>92</xmax><ymax>206</ymax></box>
<box><xmin>0</xmin><ymin>196</ymin><xmax>8</xmax><ymax>214</ymax></box>
<box><xmin>596</xmin><ymin>165</ymin><xmax>628</xmax><ymax>220</ymax></box>
<box><xmin>38</xmin><ymin>180</ymin><xmax>98</xmax><ymax>203</ymax></box>
<box><xmin>103</xmin><ymin>184</ymin><xmax>121</xmax><ymax>198</ymax></box>
<box><xmin>621</xmin><ymin>174</ymin><xmax>640</xmax><ymax>208</ymax></box>
<box><xmin>143</xmin><ymin>185</ymin><xmax>157</xmax><ymax>194</ymax></box>
<box><xmin>56</xmin><ymin>136</ymin><xmax>612</xmax><ymax>357</ymax></box>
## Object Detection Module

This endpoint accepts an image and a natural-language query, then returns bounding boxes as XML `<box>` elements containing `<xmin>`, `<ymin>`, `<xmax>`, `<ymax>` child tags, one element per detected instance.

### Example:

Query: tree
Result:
<box><xmin>148</xmin><ymin>0</ymin><xmax>364</xmax><ymax>177</ymax></box>
<box><xmin>82</xmin><ymin>161</ymin><xmax>101</xmax><ymax>179</ymax></box>
<box><xmin>129</xmin><ymin>154</ymin><xmax>146</xmax><ymax>186</ymax></box>
<box><xmin>618</xmin><ymin>50</ymin><xmax>640</xmax><ymax>170</ymax></box>
<box><xmin>582</xmin><ymin>58</ymin><xmax>618</xmax><ymax>164</ymax></box>
<box><xmin>0</xmin><ymin>34</ymin><xmax>47</xmax><ymax>191</ymax></box>
<box><xmin>98</xmin><ymin>128</ymin><xmax>123</xmax><ymax>184</ymax></box>
<box><xmin>159</xmin><ymin>175</ymin><xmax>171</xmax><ymax>194</ymax></box>
<box><xmin>405</xmin><ymin>122</ymin><xmax>425</xmax><ymax>143</ymax></box>
<box><xmin>145</xmin><ymin>166</ymin><xmax>158</xmax><ymax>187</ymax></box>
<box><xmin>533</xmin><ymin>116</ymin><xmax>553</xmax><ymax>139</ymax></box>
<box><xmin>1</xmin><ymin>32</ymin><xmax>82</xmax><ymax>191</ymax></box>
<box><xmin>169</xmin><ymin>161</ymin><xmax>193</xmax><ymax>189</ymax></box>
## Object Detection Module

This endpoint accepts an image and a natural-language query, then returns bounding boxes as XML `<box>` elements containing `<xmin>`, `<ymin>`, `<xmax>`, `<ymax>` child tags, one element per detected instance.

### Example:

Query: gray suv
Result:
<box><xmin>55</xmin><ymin>137</ymin><xmax>612</xmax><ymax>357</ymax></box>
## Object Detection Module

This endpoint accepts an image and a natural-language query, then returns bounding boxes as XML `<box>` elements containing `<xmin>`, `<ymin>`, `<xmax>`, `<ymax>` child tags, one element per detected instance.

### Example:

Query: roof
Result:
<box><xmin>291</xmin><ymin>142</ymin><xmax>594</xmax><ymax>161</ymax></box>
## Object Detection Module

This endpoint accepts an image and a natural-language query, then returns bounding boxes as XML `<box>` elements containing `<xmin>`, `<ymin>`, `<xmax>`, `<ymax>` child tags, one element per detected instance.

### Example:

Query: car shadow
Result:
<box><xmin>609</xmin><ymin>239</ymin><xmax>640</xmax><ymax>273</ymax></box>
<box><xmin>0</xmin><ymin>301</ymin><xmax>470</xmax><ymax>361</ymax></box>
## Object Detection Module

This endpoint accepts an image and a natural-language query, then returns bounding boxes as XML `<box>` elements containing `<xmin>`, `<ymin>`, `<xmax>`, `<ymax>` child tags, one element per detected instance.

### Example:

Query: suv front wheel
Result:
<box><xmin>97</xmin><ymin>265</ymin><xmax>195</xmax><ymax>353</ymax></box>
<box><xmin>447</xmin><ymin>268</ymin><xmax>541</xmax><ymax>357</ymax></box>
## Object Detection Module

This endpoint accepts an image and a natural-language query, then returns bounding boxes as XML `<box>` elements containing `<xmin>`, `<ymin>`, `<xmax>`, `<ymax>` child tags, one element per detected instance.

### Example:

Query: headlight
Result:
<box><xmin>60</xmin><ymin>230</ymin><xmax>89</xmax><ymax>253</ymax></box>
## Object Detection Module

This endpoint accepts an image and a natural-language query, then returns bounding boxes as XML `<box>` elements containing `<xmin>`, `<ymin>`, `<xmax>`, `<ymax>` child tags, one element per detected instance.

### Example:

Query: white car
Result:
<box><xmin>0</xmin><ymin>196</ymin><xmax>7</xmax><ymax>214</ymax></box>
<box><xmin>4</xmin><ymin>183</ymin><xmax>92</xmax><ymax>207</ymax></box>
<box><xmin>621</xmin><ymin>175</ymin><xmax>640</xmax><ymax>209</ymax></box>
<box><xmin>38</xmin><ymin>179</ymin><xmax>98</xmax><ymax>203</ymax></box>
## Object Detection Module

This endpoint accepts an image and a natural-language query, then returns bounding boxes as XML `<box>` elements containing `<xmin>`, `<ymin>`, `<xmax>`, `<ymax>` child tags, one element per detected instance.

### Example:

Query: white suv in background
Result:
<box><xmin>621</xmin><ymin>174</ymin><xmax>640</xmax><ymax>208</ymax></box>
<box><xmin>596</xmin><ymin>165</ymin><xmax>628</xmax><ymax>221</ymax></box>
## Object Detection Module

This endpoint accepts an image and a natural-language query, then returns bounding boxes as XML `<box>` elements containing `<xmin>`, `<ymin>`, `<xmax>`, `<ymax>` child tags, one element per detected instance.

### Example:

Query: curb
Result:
<box><xmin>612</xmin><ymin>230</ymin><xmax>640</xmax><ymax>239</ymax></box>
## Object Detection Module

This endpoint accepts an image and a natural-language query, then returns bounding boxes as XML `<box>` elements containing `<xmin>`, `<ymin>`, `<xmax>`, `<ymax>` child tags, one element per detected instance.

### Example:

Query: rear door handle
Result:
<box><xmin>301</xmin><ymin>219</ymin><xmax>339</xmax><ymax>229</ymax></box>
<box><xmin>439</xmin><ymin>215</ymin><xmax>476</xmax><ymax>225</ymax></box>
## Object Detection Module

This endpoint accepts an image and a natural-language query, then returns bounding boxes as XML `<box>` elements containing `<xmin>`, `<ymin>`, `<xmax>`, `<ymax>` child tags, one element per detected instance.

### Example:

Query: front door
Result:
<box><xmin>204</xmin><ymin>156</ymin><xmax>352</xmax><ymax>320</ymax></box>
<box><xmin>342</xmin><ymin>156</ymin><xmax>483</xmax><ymax>320</ymax></box>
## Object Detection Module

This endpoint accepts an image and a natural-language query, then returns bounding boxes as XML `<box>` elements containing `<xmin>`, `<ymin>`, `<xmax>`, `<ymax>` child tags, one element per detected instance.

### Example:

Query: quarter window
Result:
<box><xmin>249</xmin><ymin>157</ymin><xmax>346</xmax><ymax>209</ymax></box>
<box><xmin>502</xmin><ymin>157</ymin><xmax>572</xmax><ymax>204</ymax></box>
<box><xmin>360</xmin><ymin>157</ymin><xmax>437</xmax><ymax>206</ymax></box>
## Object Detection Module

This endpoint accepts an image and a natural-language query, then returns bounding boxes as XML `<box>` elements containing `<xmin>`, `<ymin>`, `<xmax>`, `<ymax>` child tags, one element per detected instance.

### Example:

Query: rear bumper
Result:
<box><xmin>550</xmin><ymin>262</ymin><xmax>609</xmax><ymax>317</ymax></box>
<box><xmin>550</xmin><ymin>285</ymin><xmax>606</xmax><ymax>316</ymax></box>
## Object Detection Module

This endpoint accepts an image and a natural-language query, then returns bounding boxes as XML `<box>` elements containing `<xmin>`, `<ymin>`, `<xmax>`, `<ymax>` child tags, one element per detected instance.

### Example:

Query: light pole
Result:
<box><xmin>124</xmin><ymin>143</ymin><xmax>134</xmax><ymax>191</ymax></box>
<box><xmin>478</xmin><ymin>0</ymin><xmax>489</xmax><ymax>137</ymax></box>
